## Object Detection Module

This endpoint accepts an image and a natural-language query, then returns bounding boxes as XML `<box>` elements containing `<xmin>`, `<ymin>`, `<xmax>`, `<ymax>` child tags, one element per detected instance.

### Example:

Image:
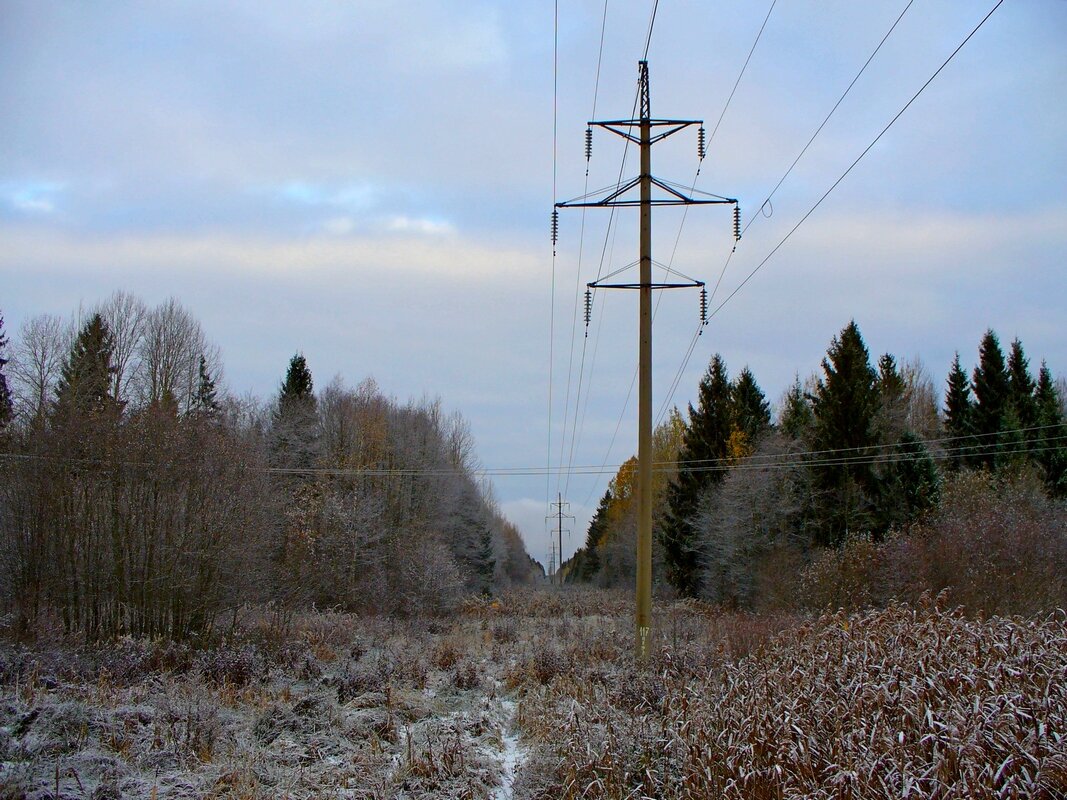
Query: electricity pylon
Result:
<box><xmin>555</xmin><ymin>61</ymin><xmax>739</xmax><ymax>662</ymax></box>
<box><xmin>546</xmin><ymin>493</ymin><xmax>574</xmax><ymax>586</ymax></box>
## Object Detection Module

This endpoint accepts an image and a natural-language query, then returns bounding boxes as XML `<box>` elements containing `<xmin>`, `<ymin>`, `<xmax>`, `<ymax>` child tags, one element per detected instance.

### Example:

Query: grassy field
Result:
<box><xmin>2</xmin><ymin>590</ymin><xmax>1065</xmax><ymax>799</ymax></box>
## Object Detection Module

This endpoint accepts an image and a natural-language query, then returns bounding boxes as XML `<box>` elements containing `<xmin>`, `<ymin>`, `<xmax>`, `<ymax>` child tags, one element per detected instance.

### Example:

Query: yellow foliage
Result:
<box><xmin>727</xmin><ymin>427</ymin><xmax>751</xmax><ymax>463</ymax></box>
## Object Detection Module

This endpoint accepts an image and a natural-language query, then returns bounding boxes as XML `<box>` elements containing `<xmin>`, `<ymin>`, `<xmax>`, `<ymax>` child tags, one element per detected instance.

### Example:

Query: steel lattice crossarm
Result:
<box><xmin>557</xmin><ymin>176</ymin><xmax>736</xmax><ymax>208</ymax></box>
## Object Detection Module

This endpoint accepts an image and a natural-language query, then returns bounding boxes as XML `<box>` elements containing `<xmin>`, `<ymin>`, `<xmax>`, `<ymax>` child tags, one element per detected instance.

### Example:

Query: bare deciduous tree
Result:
<box><xmin>9</xmin><ymin>314</ymin><xmax>71</xmax><ymax>421</ymax></box>
<box><xmin>95</xmin><ymin>290</ymin><xmax>148</xmax><ymax>405</ymax></box>
<box><xmin>135</xmin><ymin>298</ymin><xmax>221</xmax><ymax>413</ymax></box>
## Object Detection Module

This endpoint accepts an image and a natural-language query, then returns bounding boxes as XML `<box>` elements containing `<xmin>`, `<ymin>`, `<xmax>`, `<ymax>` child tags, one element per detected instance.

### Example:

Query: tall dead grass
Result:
<box><xmin>521</xmin><ymin>598</ymin><xmax>1067</xmax><ymax>799</ymax></box>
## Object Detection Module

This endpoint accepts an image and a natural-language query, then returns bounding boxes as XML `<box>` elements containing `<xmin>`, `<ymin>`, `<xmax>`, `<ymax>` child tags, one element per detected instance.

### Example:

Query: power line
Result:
<box><xmin>655</xmin><ymin>0</ymin><xmax>916</xmax><ymax>426</ymax></box>
<box><xmin>741</xmin><ymin>0</ymin><xmax>915</xmax><ymax>241</ymax></box>
<box><xmin>4</xmin><ymin>425</ymin><xmax>1062</xmax><ymax>478</ymax></box>
<box><xmin>709</xmin><ymin>0</ymin><xmax>1004</xmax><ymax>324</ymax></box>
<box><xmin>642</xmin><ymin>0</ymin><xmax>660</xmax><ymax>61</ymax></box>
<box><xmin>706</xmin><ymin>0</ymin><xmax>777</xmax><ymax>149</ymax></box>
<box><xmin>554</xmin><ymin>0</ymin><xmax>614</xmax><ymax>504</ymax></box>
<box><xmin>556</xmin><ymin>38</ymin><xmax>645</xmax><ymax>504</ymax></box>
<box><xmin>545</xmin><ymin>0</ymin><xmax>560</xmax><ymax>528</ymax></box>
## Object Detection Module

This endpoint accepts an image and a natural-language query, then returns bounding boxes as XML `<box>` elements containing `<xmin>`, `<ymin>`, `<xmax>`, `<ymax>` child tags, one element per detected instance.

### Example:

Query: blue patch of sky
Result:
<box><xmin>0</xmin><ymin>179</ymin><xmax>63</xmax><ymax>216</ymax></box>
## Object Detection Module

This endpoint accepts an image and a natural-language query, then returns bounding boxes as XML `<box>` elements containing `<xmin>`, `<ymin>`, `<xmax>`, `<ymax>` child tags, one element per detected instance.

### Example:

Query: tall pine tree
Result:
<box><xmin>970</xmin><ymin>330</ymin><xmax>1009</xmax><ymax>470</ymax></box>
<box><xmin>943</xmin><ymin>352</ymin><xmax>972</xmax><ymax>471</ymax></box>
<box><xmin>809</xmin><ymin>321</ymin><xmax>879</xmax><ymax>546</ymax></box>
<box><xmin>662</xmin><ymin>354</ymin><xmax>733</xmax><ymax>596</ymax></box>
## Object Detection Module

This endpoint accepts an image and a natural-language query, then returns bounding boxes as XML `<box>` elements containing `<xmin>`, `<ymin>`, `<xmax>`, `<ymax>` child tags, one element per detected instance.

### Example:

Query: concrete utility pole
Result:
<box><xmin>555</xmin><ymin>61</ymin><xmax>738</xmax><ymax>662</ymax></box>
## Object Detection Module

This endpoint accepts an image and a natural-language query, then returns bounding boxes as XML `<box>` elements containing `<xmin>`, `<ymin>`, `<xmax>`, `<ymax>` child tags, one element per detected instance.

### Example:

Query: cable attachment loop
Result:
<box><xmin>585</xmin><ymin>128</ymin><xmax>593</xmax><ymax>161</ymax></box>
<box><xmin>697</xmin><ymin>126</ymin><xmax>706</xmax><ymax>160</ymax></box>
<box><xmin>551</xmin><ymin>209</ymin><xmax>559</xmax><ymax>246</ymax></box>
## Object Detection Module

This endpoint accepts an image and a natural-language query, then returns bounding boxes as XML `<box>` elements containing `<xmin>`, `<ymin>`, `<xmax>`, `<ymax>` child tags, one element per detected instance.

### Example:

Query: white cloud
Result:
<box><xmin>0</xmin><ymin>225</ymin><xmax>535</xmax><ymax>283</ymax></box>
<box><xmin>384</xmin><ymin>215</ymin><xmax>454</xmax><ymax>236</ymax></box>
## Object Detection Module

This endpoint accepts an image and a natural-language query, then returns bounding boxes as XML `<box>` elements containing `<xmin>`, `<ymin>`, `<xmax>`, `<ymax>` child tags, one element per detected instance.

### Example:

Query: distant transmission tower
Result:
<box><xmin>555</xmin><ymin>61</ymin><xmax>739</xmax><ymax>662</ymax></box>
<box><xmin>546</xmin><ymin>493</ymin><xmax>574</xmax><ymax>586</ymax></box>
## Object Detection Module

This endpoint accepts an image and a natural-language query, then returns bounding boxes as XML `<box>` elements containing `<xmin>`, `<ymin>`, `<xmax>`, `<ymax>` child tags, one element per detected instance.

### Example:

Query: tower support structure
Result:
<box><xmin>556</xmin><ymin>60</ymin><xmax>738</xmax><ymax>662</ymax></box>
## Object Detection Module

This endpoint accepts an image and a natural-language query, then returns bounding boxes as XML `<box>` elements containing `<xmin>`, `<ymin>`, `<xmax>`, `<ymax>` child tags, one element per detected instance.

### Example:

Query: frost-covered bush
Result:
<box><xmin>194</xmin><ymin>643</ymin><xmax>267</xmax><ymax>687</ymax></box>
<box><xmin>797</xmin><ymin>471</ymin><xmax>1067</xmax><ymax>614</ymax></box>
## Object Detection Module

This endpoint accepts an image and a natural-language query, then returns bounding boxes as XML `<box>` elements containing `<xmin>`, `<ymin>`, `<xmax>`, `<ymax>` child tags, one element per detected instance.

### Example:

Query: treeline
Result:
<box><xmin>0</xmin><ymin>295</ymin><xmax>540</xmax><ymax>641</ymax></box>
<box><xmin>564</xmin><ymin>321</ymin><xmax>1067</xmax><ymax>614</ymax></box>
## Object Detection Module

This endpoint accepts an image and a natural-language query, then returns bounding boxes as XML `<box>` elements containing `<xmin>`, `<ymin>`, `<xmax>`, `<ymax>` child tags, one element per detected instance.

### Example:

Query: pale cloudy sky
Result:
<box><xmin>2</xmin><ymin>1</ymin><xmax>1065</xmax><ymax>570</ymax></box>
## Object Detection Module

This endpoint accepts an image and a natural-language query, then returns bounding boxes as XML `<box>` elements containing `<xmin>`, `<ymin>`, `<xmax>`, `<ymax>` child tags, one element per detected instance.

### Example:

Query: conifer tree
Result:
<box><xmin>809</xmin><ymin>321</ymin><xmax>879</xmax><ymax>546</ymax></box>
<box><xmin>662</xmin><ymin>354</ymin><xmax>732</xmax><ymax>596</ymax></box>
<box><xmin>1007</xmin><ymin>338</ymin><xmax>1037</xmax><ymax>428</ymax></box>
<box><xmin>878</xmin><ymin>431</ymin><xmax>941</xmax><ymax>531</ymax></box>
<box><xmin>0</xmin><ymin>312</ymin><xmax>12</xmax><ymax>433</ymax></box>
<box><xmin>731</xmin><ymin>367</ymin><xmax>771</xmax><ymax>441</ymax></box>
<box><xmin>193</xmin><ymin>354</ymin><xmax>220</xmax><ymax>417</ymax></box>
<box><xmin>876</xmin><ymin>353</ymin><xmax>906</xmax><ymax>401</ymax></box>
<box><xmin>53</xmin><ymin>313</ymin><xmax>119</xmax><ymax>423</ymax></box>
<box><xmin>874</xmin><ymin>353</ymin><xmax>908</xmax><ymax>445</ymax></box>
<box><xmin>779</xmin><ymin>375</ymin><xmax>814</xmax><ymax>439</ymax></box>
<box><xmin>943</xmin><ymin>352</ymin><xmax>972</xmax><ymax>470</ymax></box>
<box><xmin>475</xmin><ymin>527</ymin><xmax>495</xmax><ymax>596</ymax></box>
<box><xmin>279</xmin><ymin>353</ymin><xmax>315</xmax><ymax>407</ymax></box>
<box><xmin>576</xmin><ymin>490</ymin><xmax>611</xmax><ymax>582</ymax></box>
<box><xmin>272</xmin><ymin>353</ymin><xmax>320</xmax><ymax>471</ymax></box>
<box><xmin>970</xmin><ymin>330</ymin><xmax>1009</xmax><ymax>470</ymax></box>
<box><xmin>1035</xmin><ymin>362</ymin><xmax>1066</xmax><ymax>497</ymax></box>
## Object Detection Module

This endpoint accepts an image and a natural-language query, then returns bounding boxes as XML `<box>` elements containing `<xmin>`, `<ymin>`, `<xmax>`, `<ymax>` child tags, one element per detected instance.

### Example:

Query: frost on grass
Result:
<box><xmin>2</xmin><ymin>590</ymin><xmax>1065</xmax><ymax>799</ymax></box>
<box><xmin>0</xmin><ymin>610</ymin><xmax>526</xmax><ymax>799</ymax></box>
<box><xmin>516</xmin><ymin>597</ymin><xmax>1067</xmax><ymax>799</ymax></box>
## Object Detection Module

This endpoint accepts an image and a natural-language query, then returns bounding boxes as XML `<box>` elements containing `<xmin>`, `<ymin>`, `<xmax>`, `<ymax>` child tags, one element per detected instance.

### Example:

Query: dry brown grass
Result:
<box><xmin>514</xmin><ymin>595</ymin><xmax>1067</xmax><ymax>799</ymax></box>
<box><xmin>3</xmin><ymin>590</ymin><xmax>1064</xmax><ymax>798</ymax></box>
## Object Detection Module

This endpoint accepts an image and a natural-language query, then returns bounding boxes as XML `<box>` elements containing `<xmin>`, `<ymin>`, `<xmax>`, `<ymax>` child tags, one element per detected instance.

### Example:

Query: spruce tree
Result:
<box><xmin>576</xmin><ymin>490</ymin><xmax>611</xmax><ymax>582</ymax></box>
<box><xmin>662</xmin><ymin>354</ymin><xmax>732</xmax><ymax>596</ymax></box>
<box><xmin>193</xmin><ymin>354</ymin><xmax>220</xmax><ymax>417</ymax></box>
<box><xmin>0</xmin><ymin>312</ymin><xmax>12</xmax><ymax>433</ymax></box>
<box><xmin>878</xmin><ymin>431</ymin><xmax>941</xmax><ymax>530</ymax></box>
<box><xmin>970</xmin><ymin>330</ymin><xmax>1009</xmax><ymax>470</ymax></box>
<box><xmin>279</xmin><ymin>353</ymin><xmax>315</xmax><ymax>407</ymax></box>
<box><xmin>53</xmin><ymin>314</ymin><xmax>119</xmax><ymax>423</ymax></box>
<box><xmin>874</xmin><ymin>353</ymin><xmax>908</xmax><ymax>445</ymax></box>
<box><xmin>272</xmin><ymin>353</ymin><xmax>320</xmax><ymax>471</ymax></box>
<box><xmin>876</xmin><ymin>353</ymin><xmax>906</xmax><ymax>401</ymax></box>
<box><xmin>1035</xmin><ymin>362</ymin><xmax>1066</xmax><ymax>497</ymax></box>
<box><xmin>475</xmin><ymin>528</ymin><xmax>495</xmax><ymax>596</ymax></box>
<box><xmin>779</xmin><ymin>375</ymin><xmax>814</xmax><ymax>439</ymax></box>
<box><xmin>731</xmin><ymin>367</ymin><xmax>770</xmax><ymax>440</ymax></box>
<box><xmin>809</xmin><ymin>320</ymin><xmax>879</xmax><ymax>546</ymax></box>
<box><xmin>943</xmin><ymin>352</ymin><xmax>972</xmax><ymax>471</ymax></box>
<box><xmin>1006</xmin><ymin>339</ymin><xmax>1038</xmax><ymax>467</ymax></box>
